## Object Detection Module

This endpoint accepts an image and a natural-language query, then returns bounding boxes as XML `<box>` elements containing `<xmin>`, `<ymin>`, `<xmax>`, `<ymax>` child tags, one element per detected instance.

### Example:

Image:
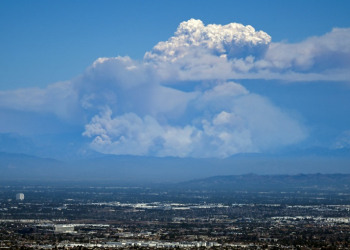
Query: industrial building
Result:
<box><xmin>54</xmin><ymin>224</ymin><xmax>75</xmax><ymax>233</ymax></box>
<box><xmin>16</xmin><ymin>193</ymin><xmax>24</xmax><ymax>201</ymax></box>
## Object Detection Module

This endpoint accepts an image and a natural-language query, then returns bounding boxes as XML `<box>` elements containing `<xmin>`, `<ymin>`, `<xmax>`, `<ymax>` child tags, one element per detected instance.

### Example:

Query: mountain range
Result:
<box><xmin>0</xmin><ymin>146</ymin><xmax>349</xmax><ymax>182</ymax></box>
<box><xmin>180</xmin><ymin>173</ymin><xmax>350</xmax><ymax>191</ymax></box>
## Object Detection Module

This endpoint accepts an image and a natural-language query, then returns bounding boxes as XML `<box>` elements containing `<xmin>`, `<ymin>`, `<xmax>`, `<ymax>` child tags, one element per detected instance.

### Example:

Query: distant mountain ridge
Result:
<box><xmin>180</xmin><ymin>173</ymin><xmax>350</xmax><ymax>191</ymax></box>
<box><xmin>0</xmin><ymin>150</ymin><xmax>350</xmax><ymax>182</ymax></box>
<box><xmin>228</xmin><ymin>146</ymin><xmax>350</xmax><ymax>158</ymax></box>
<box><xmin>0</xmin><ymin>132</ymin><xmax>104</xmax><ymax>160</ymax></box>
<box><xmin>0</xmin><ymin>151</ymin><xmax>65</xmax><ymax>180</ymax></box>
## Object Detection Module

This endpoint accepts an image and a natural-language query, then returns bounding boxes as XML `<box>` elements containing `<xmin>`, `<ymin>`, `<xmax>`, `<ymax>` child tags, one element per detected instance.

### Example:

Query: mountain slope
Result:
<box><xmin>0</xmin><ymin>152</ymin><xmax>66</xmax><ymax>179</ymax></box>
<box><xmin>180</xmin><ymin>173</ymin><xmax>350</xmax><ymax>191</ymax></box>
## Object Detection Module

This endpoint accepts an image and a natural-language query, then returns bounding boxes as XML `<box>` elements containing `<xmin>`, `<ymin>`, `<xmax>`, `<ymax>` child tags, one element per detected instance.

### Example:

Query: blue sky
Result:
<box><xmin>0</xmin><ymin>0</ymin><xmax>350</xmax><ymax>159</ymax></box>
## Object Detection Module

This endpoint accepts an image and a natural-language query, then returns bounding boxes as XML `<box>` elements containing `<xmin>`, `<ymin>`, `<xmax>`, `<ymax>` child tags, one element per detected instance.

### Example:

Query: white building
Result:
<box><xmin>16</xmin><ymin>193</ymin><xmax>24</xmax><ymax>201</ymax></box>
<box><xmin>54</xmin><ymin>225</ymin><xmax>75</xmax><ymax>233</ymax></box>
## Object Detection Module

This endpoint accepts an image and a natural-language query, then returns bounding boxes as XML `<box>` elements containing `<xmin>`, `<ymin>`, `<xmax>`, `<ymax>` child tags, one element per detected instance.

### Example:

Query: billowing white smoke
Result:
<box><xmin>144</xmin><ymin>19</ymin><xmax>271</xmax><ymax>62</ymax></box>
<box><xmin>143</xmin><ymin>19</ymin><xmax>350</xmax><ymax>81</ymax></box>
<box><xmin>82</xmin><ymin>80</ymin><xmax>306</xmax><ymax>158</ymax></box>
<box><xmin>2</xmin><ymin>19</ymin><xmax>349</xmax><ymax>157</ymax></box>
<box><xmin>264</xmin><ymin>28</ymin><xmax>350</xmax><ymax>75</ymax></box>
